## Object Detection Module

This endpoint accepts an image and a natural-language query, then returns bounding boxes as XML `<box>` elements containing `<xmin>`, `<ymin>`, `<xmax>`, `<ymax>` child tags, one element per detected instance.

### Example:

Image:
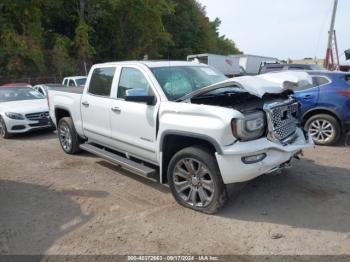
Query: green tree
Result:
<box><xmin>210</xmin><ymin>18</ymin><xmax>241</xmax><ymax>55</ymax></box>
<box><xmin>162</xmin><ymin>0</ymin><xmax>240</xmax><ymax>59</ymax></box>
<box><xmin>109</xmin><ymin>0</ymin><xmax>174</xmax><ymax>60</ymax></box>
<box><xmin>0</xmin><ymin>0</ymin><xmax>45</xmax><ymax>77</ymax></box>
<box><xmin>0</xmin><ymin>0</ymin><xmax>242</xmax><ymax>79</ymax></box>
<box><xmin>51</xmin><ymin>35</ymin><xmax>75</xmax><ymax>78</ymax></box>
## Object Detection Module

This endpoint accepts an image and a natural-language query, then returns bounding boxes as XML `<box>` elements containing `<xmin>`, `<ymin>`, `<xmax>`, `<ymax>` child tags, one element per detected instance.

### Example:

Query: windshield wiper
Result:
<box><xmin>176</xmin><ymin>90</ymin><xmax>241</xmax><ymax>102</ymax></box>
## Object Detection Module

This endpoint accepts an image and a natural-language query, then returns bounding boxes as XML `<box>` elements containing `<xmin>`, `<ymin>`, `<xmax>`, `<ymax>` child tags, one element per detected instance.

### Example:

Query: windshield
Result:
<box><xmin>76</xmin><ymin>77</ymin><xmax>87</xmax><ymax>86</ymax></box>
<box><xmin>0</xmin><ymin>87</ymin><xmax>45</xmax><ymax>102</ymax></box>
<box><xmin>151</xmin><ymin>66</ymin><xmax>227</xmax><ymax>101</ymax></box>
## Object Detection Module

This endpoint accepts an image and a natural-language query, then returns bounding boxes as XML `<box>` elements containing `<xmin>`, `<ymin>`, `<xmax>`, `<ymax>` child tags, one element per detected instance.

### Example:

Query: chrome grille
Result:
<box><xmin>264</xmin><ymin>100</ymin><xmax>299</xmax><ymax>142</ymax></box>
<box><xmin>25</xmin><ymin>111</ymin><xmax>49</xmax><ymax>121</ymax></box>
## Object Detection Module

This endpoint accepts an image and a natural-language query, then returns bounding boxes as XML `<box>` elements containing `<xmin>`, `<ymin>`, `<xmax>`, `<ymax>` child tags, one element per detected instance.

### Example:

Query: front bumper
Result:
<box><xmin>216</xmin><ymin>128</ymin><xmax>314</xmax><ymax>184</ymax></box>
<box><xmin>5</xmin><ymin>117</ymin><xmax>53</xmax><ymax>134</ymax></box>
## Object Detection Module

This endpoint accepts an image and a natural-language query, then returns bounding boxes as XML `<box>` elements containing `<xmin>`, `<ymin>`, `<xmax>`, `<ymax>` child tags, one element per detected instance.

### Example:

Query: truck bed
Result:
<box><xmin>49</xmin><ymin>86</ymin><xmax>84</xmax><ymax>94</ymax></box>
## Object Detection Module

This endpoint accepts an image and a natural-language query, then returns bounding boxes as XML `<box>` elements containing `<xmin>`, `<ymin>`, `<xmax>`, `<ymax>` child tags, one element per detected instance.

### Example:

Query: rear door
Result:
<box><xmin>109</xmin><ymin>66</ymin><xmax>159</xmax><ymax>163</ymax></box>
<box><xmin>81</xmin><ymin>66</ymin><xmax>116</xmax><ymax>145</ymax></box>
<box><xmin>294</xmin><ymin>76</ymin><xmax>329</xmax><ymax>114</ymax></box>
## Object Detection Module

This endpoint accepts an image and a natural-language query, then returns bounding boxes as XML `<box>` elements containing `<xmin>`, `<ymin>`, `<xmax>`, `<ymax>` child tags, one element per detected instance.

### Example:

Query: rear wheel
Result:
<box><xmin>167</xmin><ymin>146</ymin><xmax>227</xmax><ymax>214</ymax></box>
<box><xmin>305</xmin><ymin>114</ymin><xmax>341</xmax><ymax>145</ymax></box>
<box><xmin>57</xmin><ymin>117</ymin><xmax>82</xmax><ymax>154</ymax></box>
<box><xmin>0</xmin><ymin>116</ymin><xmax>12</xmax><ymax>139</ymax></box>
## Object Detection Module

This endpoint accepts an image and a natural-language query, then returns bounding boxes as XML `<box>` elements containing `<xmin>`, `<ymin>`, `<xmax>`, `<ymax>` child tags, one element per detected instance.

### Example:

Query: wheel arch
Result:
<box><xmin>55</xmin><ymin>107</ymin><xmax>71</xmax><ymax>125</ymax></box>
<box><xmin>302</xmin><ymin>107</ymin><xmax>342</xmax><ymax>129</ymax></box>
<box><xmin>159</xmin><ymin>131</ymin><xmax>222</xmax><ymax>184</ymax></box>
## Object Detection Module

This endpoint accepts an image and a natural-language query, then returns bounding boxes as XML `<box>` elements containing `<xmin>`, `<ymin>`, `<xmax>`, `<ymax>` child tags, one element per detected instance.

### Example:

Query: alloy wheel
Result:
<box><xmin>308</xmin><ymin>119</ymin><xmax>334</xmax><ymax>144</ymax></box>
<box><xmin>173</xmin><ymin>158</ymin><xmax>214</xmax><ymax>208</ymax></box>
<box><xmin>59</xmin><ymin>123</ymin><xmax>72</xmax><ymax>151</ymax></box>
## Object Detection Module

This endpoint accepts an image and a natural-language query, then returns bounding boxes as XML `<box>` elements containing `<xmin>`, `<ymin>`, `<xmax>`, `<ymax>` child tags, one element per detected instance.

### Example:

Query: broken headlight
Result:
<box><xmin>231</xmin><ymin>111</ymin><xmax>266</xmax><ymax>141</ymax></box>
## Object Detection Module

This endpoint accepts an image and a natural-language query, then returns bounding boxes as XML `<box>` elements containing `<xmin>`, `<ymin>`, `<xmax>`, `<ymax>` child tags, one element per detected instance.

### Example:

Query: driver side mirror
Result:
<box><xmin>125</xmin><ymin>88</ymin><xmax>156</xmax><ymax>105</ymax></box>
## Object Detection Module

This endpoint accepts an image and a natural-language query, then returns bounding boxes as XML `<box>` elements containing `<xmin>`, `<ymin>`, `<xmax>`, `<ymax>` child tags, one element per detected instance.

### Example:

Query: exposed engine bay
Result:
<box><xmin>190</xmin><ymin>90</ymin><xmax>294</xmax><ymax>113</ymax></box>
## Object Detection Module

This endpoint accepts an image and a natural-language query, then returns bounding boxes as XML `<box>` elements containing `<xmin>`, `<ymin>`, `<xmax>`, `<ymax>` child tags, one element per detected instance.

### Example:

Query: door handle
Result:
<box><xmin>82</xmin><ymin>101</ymin><xmax>90</xmax><ymax>107</ymax></box>
<box><xmin>111</xmin><ymin>106</ymin><xmax>121</xmax><ymax>113</ymax></box>
<box><xmin>303</xmin><ymin>95</ymin><xmax>313</xmax><ymax>101</ymax></box>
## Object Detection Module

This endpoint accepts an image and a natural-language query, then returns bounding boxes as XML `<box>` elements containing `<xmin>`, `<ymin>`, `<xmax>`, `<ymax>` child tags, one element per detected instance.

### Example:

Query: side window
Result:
<box><xmin>88</xmin><ymin>67</ymin><xmax>116</xmax><ymax>96</ymax></box>
<box><xmin>313</xmin><ymin>76</ymin><xmax>330</xmax><ymax>86</ymax></box>
<box><xmin>312</xmin><ymin>77</ymin><xmax>318</xmax><ymax>87</ymax></box>
<box><xmin>37</xmin><ymin>87</ymin><xmax>44</xmax><ymax>95</ymax></box>
<box><xmin>345</xmin><ymin>75</ymin><xmax>350</xmax><ymax>85</ymax></box>
<box><xmin>63</xmin><ymin>79</ymin><xmax>67</xmax><ymax>85</ymax></box>
<box><xmin>117</xmin><ymin>67</ymin><xmax>150</xmax><ymax>99</ymax></box>
<box><xmin>68</xmin><ymin>80</ymin><xmax>75</xmax><ymax>87</ymax></box>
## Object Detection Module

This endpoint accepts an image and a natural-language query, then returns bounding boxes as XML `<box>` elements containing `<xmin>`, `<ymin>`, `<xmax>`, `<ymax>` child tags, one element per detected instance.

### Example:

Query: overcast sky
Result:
<box><xmin>197</xmin><ymin>0</ymin><xmax>349</xmax><ymax>64</ymax></box>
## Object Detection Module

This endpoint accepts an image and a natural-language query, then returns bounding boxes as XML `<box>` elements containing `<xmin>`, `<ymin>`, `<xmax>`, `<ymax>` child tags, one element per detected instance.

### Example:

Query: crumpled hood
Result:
<box><xmin>181</xmin><ymin>71</ymin><xmax>313</xmax><ymax>100</ymax></box>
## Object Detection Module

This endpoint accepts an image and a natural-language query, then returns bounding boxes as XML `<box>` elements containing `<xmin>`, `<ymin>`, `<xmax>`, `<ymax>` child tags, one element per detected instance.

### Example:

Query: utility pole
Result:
<box><xmin>324</xmin><ymin>0</ymin><xmax>339</xmax><ymax>69</ymax></box>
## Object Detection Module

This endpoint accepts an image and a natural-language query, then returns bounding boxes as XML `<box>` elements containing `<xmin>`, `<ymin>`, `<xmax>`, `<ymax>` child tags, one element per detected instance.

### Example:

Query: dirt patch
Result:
<box><xmin>0</xmin><ymin>130</ymin><xmax>350</xmax><ymax>255</ymax></box>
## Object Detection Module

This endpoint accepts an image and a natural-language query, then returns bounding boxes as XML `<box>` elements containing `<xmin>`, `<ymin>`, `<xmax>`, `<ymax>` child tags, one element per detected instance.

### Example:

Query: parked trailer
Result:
<box><xmin>231</xmin><ymin>54</ymin><xmax>278</xmax><ymax>75</ymax></box>
<box><xmin>187</xmin><ymin>54</ymin><xmax>241</xmax><ymax>77</ymax></box>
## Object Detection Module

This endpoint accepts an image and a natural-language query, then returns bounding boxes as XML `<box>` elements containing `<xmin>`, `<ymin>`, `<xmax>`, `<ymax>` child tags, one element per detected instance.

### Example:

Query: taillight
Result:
<box><xmin>337</xmin><ymin>90</ymin><xmax>350</xmax><ymax>97</ymax></box>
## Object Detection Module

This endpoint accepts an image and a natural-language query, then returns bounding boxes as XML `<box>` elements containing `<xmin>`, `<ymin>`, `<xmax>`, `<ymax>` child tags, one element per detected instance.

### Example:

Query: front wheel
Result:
<box><xmin>57</xmin><ymin>117</ymin><xmax>82</xmax><ymax>154</ymax></box>
<box><xmin>167</xmin><ymin>146</ymin><xmax>227</xmax><ymax>214</ymax></box>
<box><xmin>0</xmin><ymin>116</ymin><xmax>12</xmax><ymax>139</ymax></box>
<box><xmin>305</xmin><ymin>114</ymin><xmax>341</xmax><ymax>146</ymax></box>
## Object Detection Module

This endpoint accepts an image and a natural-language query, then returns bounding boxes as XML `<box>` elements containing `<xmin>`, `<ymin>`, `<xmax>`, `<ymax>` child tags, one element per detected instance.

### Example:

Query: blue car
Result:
<box><xmin>293</xmin><ymin>70</ymin><xmax>350</xmax><ymax>145</ymax></box>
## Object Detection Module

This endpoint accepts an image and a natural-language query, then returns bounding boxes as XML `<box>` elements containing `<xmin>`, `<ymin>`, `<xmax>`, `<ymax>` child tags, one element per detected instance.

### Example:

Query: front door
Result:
<box><xmin>110</xmin><ymin>66</ymin><xmax>159</xmax><ymax>163</ymax></box>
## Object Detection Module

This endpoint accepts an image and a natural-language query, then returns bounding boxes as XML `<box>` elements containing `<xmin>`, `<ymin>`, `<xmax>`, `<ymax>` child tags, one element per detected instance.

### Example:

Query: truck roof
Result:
<box><xmin>63</xmin><ymin>76</ymin><xmax>87</xmax><ymax>80</ymax></box>
<box><xmin>96</xmin><ymin>60</ymin><xmax>203</xmax><ymax>68</ymax></box>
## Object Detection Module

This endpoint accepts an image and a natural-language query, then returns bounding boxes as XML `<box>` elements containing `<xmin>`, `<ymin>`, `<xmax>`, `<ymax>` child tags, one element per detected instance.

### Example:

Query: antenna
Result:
<box><xmin>324</xmin><ymin>0</ymin><xmax>339</xmax><ymax>70</ymax></box>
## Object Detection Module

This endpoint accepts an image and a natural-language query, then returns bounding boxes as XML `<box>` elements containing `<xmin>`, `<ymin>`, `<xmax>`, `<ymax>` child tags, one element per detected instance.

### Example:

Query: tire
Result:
<box><xmin>167</xmin><ymin>146</ymin><xmax>227</xmax><ymax>214</ymax></box>
<box><xmin>57</xmin><ymin>117</ymin><xmax>82</xmax><ymax>154</ymax></box>
<box><xmin>305</xmin><ymin>114</ymin><xmax>341</xmax><ymax>146</ymax></box>
<box><xmin>0</xmin><ymin>116</ymin><xmax>12</xmax><ymax>139</ymax></box>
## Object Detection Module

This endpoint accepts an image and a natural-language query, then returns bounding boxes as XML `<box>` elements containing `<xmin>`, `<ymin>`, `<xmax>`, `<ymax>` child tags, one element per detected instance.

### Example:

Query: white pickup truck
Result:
<box><xmin>62</xmin><ymin>76</ymin><xmax>87</xmax><ymax>87</ymax></box>
<box><xmin>49</xmin><ymin>61</ymin><xmax>313</xmax><ymax>213</ymax></box>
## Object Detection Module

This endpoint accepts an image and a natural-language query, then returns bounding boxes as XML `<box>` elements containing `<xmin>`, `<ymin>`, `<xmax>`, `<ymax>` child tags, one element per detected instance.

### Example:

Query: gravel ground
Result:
<box><xmin>0</xmin><ymin>130</ymin><xmax>349</xmax><ymax>255</ymax></box>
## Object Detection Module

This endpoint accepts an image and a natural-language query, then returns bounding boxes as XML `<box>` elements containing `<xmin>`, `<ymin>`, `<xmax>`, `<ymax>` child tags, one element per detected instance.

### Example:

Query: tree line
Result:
<box><xmin>0</xmin><ymin>0</ymin><xmax>241</xmax><ymax>79</ymax></box>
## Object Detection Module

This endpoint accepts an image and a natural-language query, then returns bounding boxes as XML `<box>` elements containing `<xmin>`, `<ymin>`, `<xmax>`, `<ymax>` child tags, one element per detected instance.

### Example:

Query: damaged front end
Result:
<box><xmin>186</xmin><ymin>71</ymin><xmax>312</xmax><ymax>146</ymax></box>
<box><xmin>264</xmin><ymin>98</ymin><xmax>300</xmax><ymax>145</ymax></box>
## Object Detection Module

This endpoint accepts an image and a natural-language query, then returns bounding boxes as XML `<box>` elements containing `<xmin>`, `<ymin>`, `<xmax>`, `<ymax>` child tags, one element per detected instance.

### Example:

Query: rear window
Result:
<box><xmin>76</xmin><ymin>77</ymin><xmax>87</xmax><ymax>86</ymax></box>
<box><xmin>88</xmin><ymin>67</ymin><xmax>116</xmax><ymax>96</ymax></box>
<box><xmin>261</xmin><ymin>65</ymin><xmax>284</xmax><ymax>73</ymax></box>
<box><xmin>288</xmin><ymin>66</ymin><xmax>307</xmax><ymax>70</ymax></box>
<box><xmin>68</xmin><ymin>80</ymin><xmax>75</xmax><ymax>87</ymax></box>
<box><xmin>309</xmin><ymin>64</ymin><xmax>325</xmax><ymax>70</ymax></box>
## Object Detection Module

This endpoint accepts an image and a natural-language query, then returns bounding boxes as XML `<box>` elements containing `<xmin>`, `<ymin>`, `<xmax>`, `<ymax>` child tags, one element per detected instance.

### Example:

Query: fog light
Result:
<box><xmin>242</xmin><ymin>153</ymin><xmax>266</xmax><ymax>164</ymax></box>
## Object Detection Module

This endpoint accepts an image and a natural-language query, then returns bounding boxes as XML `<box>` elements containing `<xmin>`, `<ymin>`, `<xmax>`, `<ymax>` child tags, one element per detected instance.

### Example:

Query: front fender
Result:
<box><xmin>157</xmin><ymin>101</ymin><xmax>243</xmax><ymax>153</ymax></box>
